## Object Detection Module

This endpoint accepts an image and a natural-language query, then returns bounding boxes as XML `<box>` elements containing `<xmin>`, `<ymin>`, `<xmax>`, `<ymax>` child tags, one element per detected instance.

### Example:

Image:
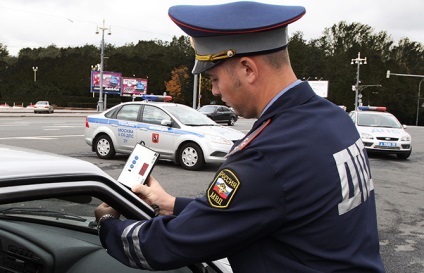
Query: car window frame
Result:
<box><xmin>115</xmin><ymin>104</ymin><xmax>141</xmax><ymax>122</ymax></box>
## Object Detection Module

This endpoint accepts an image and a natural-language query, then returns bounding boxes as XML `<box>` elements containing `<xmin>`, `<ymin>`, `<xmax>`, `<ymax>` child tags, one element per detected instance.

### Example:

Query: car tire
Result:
<box><xmin>228</xmin><ymin>117</ymin><xmax>236</xmax><ymax>126</ymax></box>
<box><xmin>179</xmin><ymin>142</ymin><xmax>204</xmax><ymax>171</ymax></box>
<box><xmin>95</xmin><ymin>135</ymin><xmax>116</xmax><ymax>159</ymax></box>
<box><xmin>397</xmin><ymin>149</ymin><xmax>411</xmax><ymax>160</ymax></box>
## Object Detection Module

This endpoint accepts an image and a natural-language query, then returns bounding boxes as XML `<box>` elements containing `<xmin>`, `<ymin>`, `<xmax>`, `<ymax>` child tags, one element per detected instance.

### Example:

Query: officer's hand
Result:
<box><xmin>95</xmin><ymin>203</ymin><xmax>120</xmax><ymax>222</ymax></box>
<box><xmin>132</xmin><ymin>176</ymin><xmax>176</xmax><ymax>216</ymax></box>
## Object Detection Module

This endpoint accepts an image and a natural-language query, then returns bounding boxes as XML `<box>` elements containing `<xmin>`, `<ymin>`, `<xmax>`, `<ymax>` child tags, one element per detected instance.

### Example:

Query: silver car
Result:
<box><xmin>0</xmin><ymin>144</ymin><xmax>232</xmax><ymax>273</ymax></box>
<box><xmin>85</xmin><ymin>101</ymin><xmax>245</xmax><ymax>170</ymax></box>
<box><xmin>33</xmin><ymin>100</ymin><xmax>54</xmax><ymax>114</ymax></box>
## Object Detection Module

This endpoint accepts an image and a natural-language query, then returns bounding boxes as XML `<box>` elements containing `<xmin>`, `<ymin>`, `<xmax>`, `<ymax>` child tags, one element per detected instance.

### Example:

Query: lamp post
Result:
<box><xmin>95</xmin><ymin>19</ymin><xmax>111</xmax><ymax>112</ymax></box>
<box><xmin>386</xmin><ymin>70</ymin><xmax>424</xmax><ymax>126</ymax></box>
<box><xmin>353</xmin><ymin>84</ymin><xmax>382</xmax><ymax>106</ymax></box>
<box><xmin>351</xmin><ymin>52</ymin><xmax>367</xmax><ymax>110</ymax></box>
<box><xmin>32</xmin><ymin>66</ymin><xmax>38</xmax><ymax>82</ymax></box>
<box><xmin>417</xmin><ymin>79</ymin><xmax>424</xmax><ymax>126</ymax></box>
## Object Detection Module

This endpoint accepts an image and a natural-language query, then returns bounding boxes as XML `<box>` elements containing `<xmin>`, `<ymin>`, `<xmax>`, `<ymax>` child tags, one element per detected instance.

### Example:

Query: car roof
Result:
<box><xmin>110</xmin><ymin>101</ymin><xmax>188</xmax><ymax>108</ymax></box>
<box><xmin>0</xmin><ymin>144</ymin><xmax>110</xmax><ymax>182</ymax></box>
<box><xmin>351</xmin><ymin>109</ymin><xmax>394</xmax><ymax>115</ymax></box>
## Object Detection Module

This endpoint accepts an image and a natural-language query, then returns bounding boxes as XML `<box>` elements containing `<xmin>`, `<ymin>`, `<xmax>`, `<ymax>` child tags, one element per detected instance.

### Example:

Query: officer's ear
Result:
<box><xmin>239</xmin><ymin>57</ymin><xmax>258</xmax><ymax>84</ymax></box>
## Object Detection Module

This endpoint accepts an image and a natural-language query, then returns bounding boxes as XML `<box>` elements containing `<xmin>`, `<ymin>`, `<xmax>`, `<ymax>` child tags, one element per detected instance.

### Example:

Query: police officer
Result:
<box><xmin>95</xmin><ymin>2</ymin><xmax>386</xmax><ymax>272</ymax></box>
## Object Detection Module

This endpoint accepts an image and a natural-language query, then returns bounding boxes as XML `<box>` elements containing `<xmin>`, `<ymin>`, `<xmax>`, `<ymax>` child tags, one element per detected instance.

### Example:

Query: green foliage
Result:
<box><xmin>0</xmin><ymin>23</ymin><xmax>423</xmax><ymax>124</ymax></box>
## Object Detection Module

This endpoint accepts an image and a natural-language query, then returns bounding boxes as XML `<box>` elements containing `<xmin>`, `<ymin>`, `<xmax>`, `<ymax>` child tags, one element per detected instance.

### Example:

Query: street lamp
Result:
<box><xmin>95</xmin><ymin>19</ymin><xmax>112</xmax><ymax>112</ymax></box>
<box><xmin>351</xmin><ymin>52</ymin><xmax>367</xmax><ymax>110</ymax></box>
<box><xmin>417</xmin><ymin>79</ymin><xmax>424</xmax><ymax>126</ymax></box>
<box><xmin>32</xmin><ymin>66</ymin><xmax>38</xmax><ymax>82</ymax></box>
<box><xmin>91</xmin><ymin>64</ymin><xmax>100</xmax><ymax>71</ymax></box>
<box><xmin>352</xmin><ymin>84</ymin><xmax>382</xmax><ymax>106</ymax></box>
<box><xmin>386</xmin><ymin>70</ymin><xmax>424</xmax><ymax>126</ymax></box>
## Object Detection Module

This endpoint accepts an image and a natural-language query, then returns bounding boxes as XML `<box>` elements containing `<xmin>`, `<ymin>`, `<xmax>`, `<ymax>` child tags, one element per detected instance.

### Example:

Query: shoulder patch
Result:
<box><xmin>207</xmin><ymin>169</ymin><xmax>240</xmax><ymax>209</ymax></box>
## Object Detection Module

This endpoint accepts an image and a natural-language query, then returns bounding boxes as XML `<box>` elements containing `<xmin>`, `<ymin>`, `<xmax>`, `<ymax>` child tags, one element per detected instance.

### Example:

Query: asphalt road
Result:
<box><xmin>0</xmin><ymin>112</ymin><xmax>423</xmax><ymax>272</ymax></box>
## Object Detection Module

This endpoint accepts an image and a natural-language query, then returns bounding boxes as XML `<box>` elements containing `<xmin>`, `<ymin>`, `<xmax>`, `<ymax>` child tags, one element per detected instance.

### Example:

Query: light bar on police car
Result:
<box><xmin>358</xmin><ymin>106</ymin><xmax>387</xmax><ymax>112</ymax></box>
<box><xmin>140</xmin><ymin>94</ymin><xmax>173</xmax><ymax>101</ymax></box>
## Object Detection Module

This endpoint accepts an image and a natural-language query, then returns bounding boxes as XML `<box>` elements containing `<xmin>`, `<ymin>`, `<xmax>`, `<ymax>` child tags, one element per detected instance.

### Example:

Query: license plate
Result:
<box><xmin>379</xmin><ymin>142</ymin><xmax>397</xmax><ymax>147</ymax></box>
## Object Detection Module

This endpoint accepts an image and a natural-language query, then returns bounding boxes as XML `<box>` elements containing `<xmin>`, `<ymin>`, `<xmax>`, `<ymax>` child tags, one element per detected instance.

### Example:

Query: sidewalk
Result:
<box><xmin>0</xmin><ymin>108</ymin><xmax>99</xmax><ymax>117</ymax></box>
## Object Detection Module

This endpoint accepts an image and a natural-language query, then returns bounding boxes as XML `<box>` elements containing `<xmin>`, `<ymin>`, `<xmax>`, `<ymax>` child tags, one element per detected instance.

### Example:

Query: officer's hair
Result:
<box><xmin>224</xmin><ymin>49</ymin><xmax>290</xmax><ymax>71</ymax></box>
<box><xmin>261</xmin><ymin>48</ymin><xmax>290</xmax><ymax>70</ymax></box>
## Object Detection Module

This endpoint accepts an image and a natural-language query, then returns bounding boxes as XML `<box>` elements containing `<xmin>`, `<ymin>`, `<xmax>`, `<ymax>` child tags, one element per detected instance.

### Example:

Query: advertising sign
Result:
<box><xmin>308</xmin><ymin>80</ymin><xmax>329</xmax><ymax>98</ymax></box>
<box><xmin>122</xmin><ymin>77</ymin><xmax>148</xmax><ymax>97</ymax></box>
<box><xmin>91</xmin><ymin>71</ymin><xmax>122</xmax><ymax>94</ymax></box>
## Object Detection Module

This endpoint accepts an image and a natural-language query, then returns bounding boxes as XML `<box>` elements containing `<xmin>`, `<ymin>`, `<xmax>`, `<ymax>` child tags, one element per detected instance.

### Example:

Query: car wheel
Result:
<box><xmin>179</xmin><ymin>142</ymin><xmax>204</xmax><ymax>171</ymax></box>
<box><xmin>397</xmin><ymin>149</ymin><xmax>411</xmax><ymax>160</ymax></box>
<box><xmin>95</xmin><ymin>135</ymin><xmax>116</xmax><ymax>159</ymax></box>
<box><xmin>228</xmin><ymin>117</ymin><xmax>236</xmax><ymax>126</ymax></box>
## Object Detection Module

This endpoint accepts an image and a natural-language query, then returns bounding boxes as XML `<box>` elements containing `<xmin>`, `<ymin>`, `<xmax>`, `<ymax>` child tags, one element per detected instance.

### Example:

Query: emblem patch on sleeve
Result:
<box><xmin>207</xmin><ymin>169</ymin><xmax>240</xmax><ymax>209</ymax></box>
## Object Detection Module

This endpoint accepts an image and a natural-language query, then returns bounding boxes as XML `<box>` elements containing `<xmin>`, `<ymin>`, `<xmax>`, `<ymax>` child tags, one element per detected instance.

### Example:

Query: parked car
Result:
<box><xmin>349</xmin><ymin>106</ymin><xmax>412</xmax><ymax>159</ymax></box>
<box><xmin>33</xmin><ymin>100</ymin><xmax>54</xmax><ymax>114</ymax></box>
<box><xmin>198</xmin><ymin>105</ymin><xmax>238</xmax><ymax>126</ymax></box>
<box><xmin>85</xmin><ymin>100</ymin><xmax>245</xmax><ymax>171</ymax></box>
<box><xmin>0</xmin><ymin>144</ymin><xmax>232</xmax><ymax>273</ymax></box>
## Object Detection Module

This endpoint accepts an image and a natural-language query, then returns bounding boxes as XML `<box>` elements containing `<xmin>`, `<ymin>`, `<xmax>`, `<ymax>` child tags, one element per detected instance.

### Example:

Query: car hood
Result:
<box><xmin>357</xmin><ymin>126</ymin><xmax>410</xmax><ymax>137</ymax></box>
<box><xmin>187</xmin><ymin>125</ymin><xmax>245</xmax><ymax>140</ymax></box>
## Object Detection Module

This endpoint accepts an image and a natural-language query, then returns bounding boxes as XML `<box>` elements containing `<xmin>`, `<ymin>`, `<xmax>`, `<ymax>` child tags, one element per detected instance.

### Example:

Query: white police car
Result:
<box><xmin>349</xmin><ymin>106</ymin><xmax>412</xmax><ymax>159</ymax></box>
<box><xmin>84</xmin><ymin>96</ymin><xmax>245</xmax><ymax>171</ymax></box>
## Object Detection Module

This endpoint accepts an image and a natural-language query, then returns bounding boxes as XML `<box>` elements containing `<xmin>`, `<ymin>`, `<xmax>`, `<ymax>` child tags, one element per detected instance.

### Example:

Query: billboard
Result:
<box><xmin>308</xmin><ymin>80</ymin><xmax>329</xmax><ymax>98</ymax></box>
<box><xmin>122</xmin><ymin>77</ymin><xmax>148</xmax><ymax>97</ymax></box>
<box><xmin>90</xmin><ymin>71</ymin><xmax>122</xmax><ymax>95</ymax></box>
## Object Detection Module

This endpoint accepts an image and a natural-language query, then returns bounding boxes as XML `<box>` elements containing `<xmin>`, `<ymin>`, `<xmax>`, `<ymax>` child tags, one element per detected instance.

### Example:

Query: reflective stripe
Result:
<box><xmin>120</xmin><ymin>221</ymin><xmax>153</xmax><ymax>270</ymax></box>
<box><xmin>131</xmin><ymin>222</ymin><xmax>153</xmax><ymax>270</ymax></box>
<box><xmin>121</xmin><ymin>222</ymin><xmax>139</xmax><ymax>268</ymax></box>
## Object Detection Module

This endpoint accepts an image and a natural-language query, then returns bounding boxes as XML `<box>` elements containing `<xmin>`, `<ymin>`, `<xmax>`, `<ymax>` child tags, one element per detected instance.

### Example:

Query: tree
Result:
<box><xmin>165</xmin><ymin>65</ymin><xmax>191</xmax><ymax>104</ymax></box>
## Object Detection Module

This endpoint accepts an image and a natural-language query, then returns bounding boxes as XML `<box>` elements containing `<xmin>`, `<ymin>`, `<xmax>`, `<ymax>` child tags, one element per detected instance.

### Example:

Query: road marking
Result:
<box><xmin>0</xmin><ymin>134</ymin><xmax>84</xmax><ymax>140</ymax></box>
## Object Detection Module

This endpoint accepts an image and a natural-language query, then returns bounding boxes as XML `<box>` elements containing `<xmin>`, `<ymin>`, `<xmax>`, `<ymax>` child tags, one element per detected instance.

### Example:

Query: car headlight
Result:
<box><xmin>400</xmin><ymin>135</ymin><xmax>411</xmax><ymax>141</ymax></box>
<box><xmin>204</xmin><ymin>134</ymin><xmax>233</xmax><ymax>145</ymax></box>
<box><xmin>360</xmin><ymin>132</ymin><xmax>374</xmax><ymax>140</ymax></box>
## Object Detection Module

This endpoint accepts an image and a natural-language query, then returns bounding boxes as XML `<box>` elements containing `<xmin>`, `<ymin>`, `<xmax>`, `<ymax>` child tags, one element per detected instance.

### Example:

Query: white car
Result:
<box><xmin>0</xmin><ymin>144</ymin><xmax>233</xmax><ymax>273</ymax></box>
<box><xmin>85</xmin><ymin>100</ymin><xmax>245</xmax><ymax>170</ymax></box>
<box><xmin>33</xmin><ymin>100</ymin><xmax>54</xmax><ymax>113</ymax></box>
<box><xmin>349</xmin><ymin>106</ymin><xmax>412</xmax><ymax>159</ymax></box>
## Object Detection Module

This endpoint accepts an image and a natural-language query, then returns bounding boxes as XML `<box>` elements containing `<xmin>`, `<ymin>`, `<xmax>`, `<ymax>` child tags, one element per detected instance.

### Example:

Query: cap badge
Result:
<box><xmin>196</xmin><ymin>49</ymin><xmax>236</xmax><ymax>62</ymax></box>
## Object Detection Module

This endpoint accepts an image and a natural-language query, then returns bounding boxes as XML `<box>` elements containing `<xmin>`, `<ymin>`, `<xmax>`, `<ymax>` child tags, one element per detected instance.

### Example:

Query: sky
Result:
<box><xmin>0</xmin><ymin>0</ymin><xmax>423</xmax><ymax>57</ymax></box>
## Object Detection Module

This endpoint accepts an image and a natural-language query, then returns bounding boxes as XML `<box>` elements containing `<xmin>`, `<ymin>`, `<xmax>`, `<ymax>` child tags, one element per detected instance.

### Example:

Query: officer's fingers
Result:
<box><xmin>96</xmin><ymin>202</ymin><xmax>110</xmax><ymax>209</ymax></box>
<box><xmin>95</xmin><ymin>203</ymin><xmax>120</xmax><ymax>220</ymax></box>
<box><xmin>145</xmin><ymin>176</ymin><xmax>160</xmax><ymax>187</ymax></box>
<box><xmin>132</xmin><ymin>183</ymin><xmax>148</xmax><ymax>196</ymax></box>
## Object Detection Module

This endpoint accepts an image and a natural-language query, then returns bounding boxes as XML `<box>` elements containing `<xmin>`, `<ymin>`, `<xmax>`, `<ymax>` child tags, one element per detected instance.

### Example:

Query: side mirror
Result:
<box><xmin>161</xmin><ymin>119</ymin><xmax>172</xmax><ymax>127</ymax></box>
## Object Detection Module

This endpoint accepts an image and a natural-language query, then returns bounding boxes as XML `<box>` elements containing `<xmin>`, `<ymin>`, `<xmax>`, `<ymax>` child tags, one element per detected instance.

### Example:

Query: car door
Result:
<box><xmin>217</xmin><ymin>106</ymin><xmax>231</xmax><ymax>123</ymax></box>
<box><xmin>138</xmin><ymin>105</ymin><xmax>176</xmax><ymax>157</ymax></box>
<box><xmin>113</xmin><ymin>104</ymin><xmax>142</xmax><ymax>151</ymax></box>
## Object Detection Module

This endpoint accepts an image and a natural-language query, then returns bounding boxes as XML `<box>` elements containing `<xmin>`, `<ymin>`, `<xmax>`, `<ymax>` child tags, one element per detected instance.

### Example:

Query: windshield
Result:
<box><xmin>162</xmin><ymin>104</ymin><xmax>216</xmax><ymax>126</ymax></box>
<box><xmin>198</xmin><ymin>105</ymin><xmax>216</xmax><ymax>114</ymax></box>
<box><xmin>0</xmin><ymin>198</ymin><xmax>102</xmax><ymax>229</ymax></box>
<box><xmin>357</xmin><ymin>113</ymin><xmax>402</xmax><ymax>128</ymax></box>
